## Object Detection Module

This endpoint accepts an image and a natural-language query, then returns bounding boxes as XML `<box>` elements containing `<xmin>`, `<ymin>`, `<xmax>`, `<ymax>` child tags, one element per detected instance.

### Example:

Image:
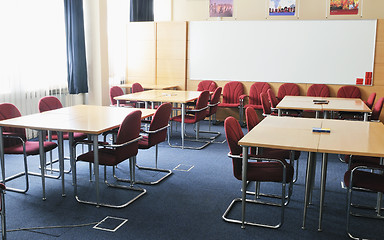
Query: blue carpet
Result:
<box><xmin>2</xmin><ymin>120</ymin><xmax>383</xmax><ymax>239</ymax></box>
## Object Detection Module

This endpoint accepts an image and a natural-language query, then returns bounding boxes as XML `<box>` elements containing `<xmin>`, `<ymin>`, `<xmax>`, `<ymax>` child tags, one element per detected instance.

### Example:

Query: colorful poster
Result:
<box><xmin>209</xmin><ymin>0</ymin><xmax>233</xmax><ymax>18</ymax></box>
<box><xmin>269</xmin><ymin>0</ymin><xmax>296</xmax><ymax>16</ymax></box>
<box><xmin>330</xmin><ymin>0</ymin><xmax>359</xmax><ymax>15</ymax></box>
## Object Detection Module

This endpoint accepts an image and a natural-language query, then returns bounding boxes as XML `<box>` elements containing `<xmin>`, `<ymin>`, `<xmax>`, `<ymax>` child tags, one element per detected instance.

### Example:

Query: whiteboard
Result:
<box><xmin>188</xmin><ymin>20</ymin><xmax>377</xmax><ymax>85</ymax></box>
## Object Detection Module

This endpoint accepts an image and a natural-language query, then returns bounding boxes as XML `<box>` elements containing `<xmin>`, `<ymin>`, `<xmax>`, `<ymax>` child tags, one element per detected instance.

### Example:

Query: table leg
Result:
<box><xmin>92</xmin><ymin>134</ymin><xmax>100</xmax><ymax>207</ymax></box>
<box><xmin>0</xmin><ymin>127</ymin><xmax>4</xmax><ymax>183</ymax></box>
<box><xmin>302</xmin><ymin>152</ymin><xmax>316</xmax><ymax>230</ymax></box>
<box><xmin>363</xmin><ymin>112</ymin><xmax>368</xmax><ymax>121</ymax></box>
<box><xmin>38</xmin><ymin>130</ymin><xmax>46</xmax><ymax>200</ymax></box>
<box><xmin>117</xmin><ymin>100</ymin><xmax>120</xmax><ymax>107</ymax></box>
<box><xmin>241</xmin><ymin>146</ymin><xmax>248</xmax><ymax>229</ymax></box>
<box><xmin>318</xmin><ymin>153</ymin><xmax>328</xmax><ymax>231</ymax></box>
<box><xmin>323</xmin><ymin>111</ymin><xmax>328</xmax><ymax>119</ymax></box>
<box><xmin>181</xmin><ymin>103</ymin><xmax>185</xmax><ymax>149</ymax></box>
<box><xmin>278</xmin><ymin>109</ymin><xmax>281</xmax><ymax>116</ymax></box>
<box><xmin>69</xmin><ymin>132</ymin><xmax>75</xmax><ymax>185</ymax></box>
<box><xmin>315</xmin><ymin>111</ymin><xmax>320</xmax><ymax>119</ymax></box>
<box><xmin>57</xmin><ymin>132</ymin><xmax>65</xmax><ymax>197</ymax></box>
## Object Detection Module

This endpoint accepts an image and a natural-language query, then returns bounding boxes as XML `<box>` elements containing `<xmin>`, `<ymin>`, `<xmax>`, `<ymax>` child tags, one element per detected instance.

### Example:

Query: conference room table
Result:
<box><xmin>114</xmin><ymin>89</ymin><xmax>202</xmax><ymax>149</ymax></box>
<box><xmin>117</xmin><ymin>83</ymin><xmax>178</xmax><ymax>93</ymax></box>
<box><xmin>238</xmin><ymin>116</ymin><xmax>384</xmax><ymax>231</ymax></box>
<box><xmin>276</xmin><ymin>96</ymin><xmax>371</xmax><ymax>120</ymax></box>
<box><xmin>0</xmin><ymin>105</ymin><xmax>155</xmax><ymax>204</ymax></box>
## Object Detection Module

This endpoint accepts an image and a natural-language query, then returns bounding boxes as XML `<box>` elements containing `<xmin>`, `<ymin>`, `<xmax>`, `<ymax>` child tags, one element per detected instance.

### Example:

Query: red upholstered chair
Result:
<box><xmin>337</xmin><ymin>85</ymin><xmax>361</xmax><ymax>99</ymax></box>
<box><xmin>218</xmin><ymin>81</ymin><xmax>245</xmax><ymax>124</ymax></box>
<box><xmin>369</xmin><ymin>97</ymin><xmax>384</xmax><ymax>121</ymax></box>
<box><xmin>118</xmin><ymin>103</ymin><xmax>173</xmax><ymax>185</ymax></box>
<box><xmin>38</xmin><ymin>96</ymin><xmax>87</xmax><ymax>173</ymax></box>
<box><xmin>260</xmin><ymin>92</ymin><xmax>277</xmax><ymax>116</ymax></box>
<box><xmin>245</xmin><ymin>107</ymin><xmax>300</xmax><ymax>183</ymax></box>
<box><xmin>132</xmin><ymin>82</ymin><xmax>144</xmax><ymax>93</ymax></box>
<box><xmin>0</xmin><ymin>183</ymin><xmax>5</xmax><ymax>239</ymax></box>
<box><xmin>242</xmin><ymin>82</ymin><xmax>271</xmax><ymax>111</ymax></box>
<box><xmin>307</xmin><ymin>84</ymin><xmax>330</xmax><ymax>97</ymax></box>
<box><xmin>75</xmin><ymin>110</ymin><xmax>145</xmax><ymax>208</ymax></box>
<box><xmin>109</xmin><ymin>86</ymin><xmax>132</xmax><ymax>107</ymax></box>
<box><xmin>267</xmin><ymin>89</ymin><xmax>279</xmax><ymax>109</ymax></box>
<box><xmin>344</xmin><ymin>164</ymin><xmax>384</xmax><ymax>239</ymax></box>
<box><xmin>364</xmin><ymin>92</ymin><xmax>376</xmax><ymax>109</ymax></box>
<box><xmin>169</xmin><ymin>91</ymin><xmax>211</xmax><ymax>149</ymax></box>
<box><xmin>197</xmin><ymin>80</ymin><xmax>217</xmax><ymax>92</ymax></box>
<box><xmin>222</xmin><ymin>116</ymin><xmax>293</xmax><ymax>229</ymax></box>
<box><xmin>0</xmin><ymin>103</ymin><xmax>58</xmax><ymax>197</ymax></box>
<box><xmin>277</xmin><ymin>83</ymin><xmax>300</xmax><ymax>101</ymax></box>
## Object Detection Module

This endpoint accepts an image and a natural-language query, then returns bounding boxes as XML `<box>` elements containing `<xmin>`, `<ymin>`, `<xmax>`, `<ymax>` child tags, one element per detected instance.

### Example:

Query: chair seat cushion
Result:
<box><xmin>246</xmin><ymin>160</ymin><xmax>294</xmax><ymax>183</ymax></box>
<box><xmin>138</xmin><ymin>135</ymin><xmax>150</xmax><ymax>149</ymax></box>
<box><xmin>46</xmin><ymin>132</ymin><xmax>88</xmax><ymax>141</ymax></box>
<box><xmin>344</xmin><ymin>169</ymin><xmax>384</xmax><ymax>193</ymax></box>
<box><xmin>171</xmin><ymin>115</ymin><xmax>199</xmax><ymax>124</ymax></box>
<box><xmin>244</xmin><ymin>104</ymin><xmax>263</xmax><ymax>110</ymax></box>
<box><xmin>4</xmin><ymin>141</ymin><xmax>57</xmax><ymax>155</ymax></box>
<box><xmin>345</xmin><ymin>155</ymin><xmax>380</xmax><ymax>165</ymax></box>
<box><xmin>218</xmin><ymin>103</ymin><xmax>240</xmax><ymax>108</ymax></box>
<box><xmin>77</xmin><ymin>148</ymin><xmax>125</xmax><ymax>166</ymax></box>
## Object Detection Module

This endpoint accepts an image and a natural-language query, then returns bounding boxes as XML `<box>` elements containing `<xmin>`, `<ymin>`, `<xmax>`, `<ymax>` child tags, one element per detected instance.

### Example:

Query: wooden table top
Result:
<box><xmin>276</xmin><ymin>96</ymin><xmax>371</xmax><ymax>113</ymax></box>
<box><xmin>114</xmin><ymin>90</ymin><xmax>202</xmax><ymax>104</ymax></box>
<box><xmin>0</xmin><ymin>105</ymin><xmax>156</xmax><ymax>135</ymax></box>
<box><xmin>239</xmin><ymin>116</ymin><xmax>322</xmax><ymax>152</ymax></box>
<box><xmin>117</xmin><ymin>83</ymin><xmax>178</xmax><ymax>90</ymax></box>
<box><xmin>239</xmin><ymin>116</ymin><xmax>384</xmax><ymax>157</ymax></box>
<box><xmin>318</xmin><ymin>119</ymin><xmax>384</xmax><ymax>157</ymax></box>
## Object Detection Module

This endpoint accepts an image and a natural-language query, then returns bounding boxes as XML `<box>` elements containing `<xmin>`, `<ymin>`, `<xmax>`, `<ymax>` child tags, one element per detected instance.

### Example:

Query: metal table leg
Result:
<box><xmin>302</xmin><ymin>152</ymin><xmax>316</xmax><ymax>229</ymax></box>
<box><xmin>93</xmin><ymin>134</ymin><xmax>100</xmax><ymax>206</ymax></box>
<box><xmin>241</xmin><ymin>146</ymin><xmax>248</xmax><ymax>229</ymax></box>
<box><xmin>318</xmin><ymin>153</ymin><xmax>328</xmax><ymax>231</ymax></box>
<box><xmin>181</xmin><ymin>103</ymin><xmax>185</xmax><ymax>149</ymax></box>
<box><xmin>57</xmin><ymin>132</ymin><xmax>65</xmax><ymax>197</ymax></box>
<box><xmin>38</xmin><ymin>130</ymin><xmax>46</xmax><ymax>200</ymax></box>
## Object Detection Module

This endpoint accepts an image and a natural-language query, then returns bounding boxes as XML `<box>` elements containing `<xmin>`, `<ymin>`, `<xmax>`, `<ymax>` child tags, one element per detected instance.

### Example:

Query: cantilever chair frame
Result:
<box><xmin>74</xmin><ymin>136</ymin><xmax>146</xmax><ymax>209</ymax></box>
<box><xmin>346</xmin><ymin>164</ymin><xmax>384</xmax><ymax>240</ymax></box>
<box><xmin>113</xmin><ymin>124</ymin><xmax>172</xmax><ymax>185</ymax></box>
<box><xmin>222</xmin><ymin>153</ymin><xmax>292</xmax><ymax>229</ymax></box>
<box><xmin>0</xmin><ymin>183</ymin><xmax>5</xmax><ymax>240</ymax></box>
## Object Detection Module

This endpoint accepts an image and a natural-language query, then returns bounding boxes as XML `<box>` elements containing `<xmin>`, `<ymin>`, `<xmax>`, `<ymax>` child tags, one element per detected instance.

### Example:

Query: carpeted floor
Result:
<box><xmin>1</xmin><ymin>120</ymin><xmax>383</xmax><ymax>240</ymax></box>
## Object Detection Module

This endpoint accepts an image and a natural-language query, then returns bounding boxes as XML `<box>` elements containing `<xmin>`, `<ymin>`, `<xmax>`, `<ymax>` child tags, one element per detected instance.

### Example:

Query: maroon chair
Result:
<box><xmin>122</xmin><ymin>103</ymin><xmax>173</xmax><ymax>185</ymax></box>
<box><xmin>0</xmin><ymin>103</ymin><xmax>58</xmax><ymax>197</ymax></box>
<box><xmin>277</xmin><ymin>83</ymin><xmax>300</xmax><ymax>101</ymax></box>
<box><xmin>307</xmin><ymin>84</ymin><xmax>330</xmax><ymax>97</ymax></box>
<box><xmin>131</xmin><ymin>83</ymin><xmax>146</xmax><ymax>108</ymax></box>
<box><xmin>169</xmin><ymin>91</ymin><xmax>211</xmax><ymax>149</ymax></box>
<box><xmin>267</xmin><ymin>89</ymin><xmax>279</xmax><ymax>108</ymax></box>
<box><xmin>245</xmin><ymin>107</ymin><xmax>300</xmax><ymax>182</ymax></box>
<box><xmin>364</xmin><ymin>92</ymin><xmax>376</xmax><ymax>109</ymax></box>
<box><xmin>197</xmin><ymin>80</ymin><xmax>217</xmax><ymax>92</ymax></box>
<box><xmin>344</xmin><ymin>164</ymin><xmax>384</xmax><ymax>239</ymax></box>
<box><xmin>38</xmin><ymin>96</ymin><xmax>87</xmax><ymax>173</ymax></box>
<box><xmin>109</xmin><ymin>86</ymin><xmax>132</xmax><ymax>107</ymax></box>
<box><xmin>370</xmin><ymin>97</ymin><xmax>384</xmax><ymax>121</ymax></box>
<box><xmin>218</xmin><ymin>81</ymin><xmax>245</xmax><ymax>124</ymax></box>
<box><xmin>242</xmin><ymin>82</ymin><xmax>271</xmax><ymax>111</ymax></box>
<box><xmin>75</xmin><ymin>110</ymin><xmax>145</xmax><ymax>208</ymax></box>
<box><xmin>260</xmin><ymin>92</ymin><xmax>277</xmax><ymax>116</ymax></box>
<box><xmin>337</xmin><ymin>85</ymin><xmax>361</xmax><ymax>99</ymax></box>
<box><xmin>222</xmin><ymin>116</ymin><xmax>293</xmax><ymax>229</ymax></box>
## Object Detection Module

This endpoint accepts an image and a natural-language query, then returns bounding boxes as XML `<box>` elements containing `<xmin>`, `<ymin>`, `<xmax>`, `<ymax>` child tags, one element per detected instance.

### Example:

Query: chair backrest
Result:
<box><xmin>197</xmin><ymin>80</ymin><xmax>217</xmax><ymax>92</ymax></box>
<box><xmin>115</xmin><ymin>110</ymin><xmax>142</xmax><ymax>162</ymax></box>
<box><xmin>222</xmin><ymin>81</ymin><xmax>244</xmax><ymax>104</ymax></box>
<box><xmin>110</xmin><ymin>86</ymin><xmax>125</xmax><ymax>105</ymax></box>
<box><xmin>148</xmin><ymin>103</ymin><xmax>172</xmax><ymax>146</ymax></box>
<box><xmin>194</xmin><ymin>91</ymin><xmax>210</xmax><ymax>122</ymax></box>
<box><xmin>370</xmin><ymin>97</ymin><xmax>384</xmax><ymax>121</ymax></box>
<box><xmin>245</xmin><ymin>107</ymin><xmax>260</xmax><ymax>132</ymax></box>
<box><xmin>260</xmin><ymin>92</ymin><xmax>272</xmax><ymax>115</ymax></box>
<box><xmin>337</xmin><ymin>86</ymin><xmax>361</xmax><ymax>99</ymax></box>
<box><xmin>307</xmin><ymin>84</ymin><xmax>330</xmax><ymax>97</ymax></box>
<box><xmin>224</xmin><ymin>116</ymin><xmax>244</xmax><ymax>180</ymax></box>
<box><xmin>365</xmin><ymin>92</ymin><xmax>376</xmax><ymax>109</ymax></box>
<box><xmin>38</xmin><ymin>96</ymin><xmax>63</xmax><ymax>113</ymax></box>
<box><xmin>248</xmin><ymin>82</ymin><xmax>270</xmax><ymax>105</ymax></box>
<box><xmin>207</xmin><ymin>87</ymin><xmax>222</xmax><ymax>116</ymax></box>
<box><xmin>277</xmin><ymin>83</ymin><xmax>300</xmax><ymax>100</ymax></box>
<box><xmin>132</xmin><ymin>83</ymin><xmax>144</xmax><ymax>93</ymax></box>
<box><xmin>0</xmin><ymin>103</ymin><xmax>27</xmax><ymax>145</ymax></box>
<box><xmin>267</xmin><ymin>89</ymin><xmax>279</xmax><ymax>108</ymax></box>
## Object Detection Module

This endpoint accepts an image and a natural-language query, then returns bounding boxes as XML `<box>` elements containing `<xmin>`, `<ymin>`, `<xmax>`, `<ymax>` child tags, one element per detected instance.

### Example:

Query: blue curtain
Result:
<box><xmin>130</xmin><ymin>0</ymin><xmax>154</xmax><ymax>22</ymax></box>
<box><xmin>64</xmin><ymin>0</ymin><xmax>88</xmax><ymax>94</ymax></box>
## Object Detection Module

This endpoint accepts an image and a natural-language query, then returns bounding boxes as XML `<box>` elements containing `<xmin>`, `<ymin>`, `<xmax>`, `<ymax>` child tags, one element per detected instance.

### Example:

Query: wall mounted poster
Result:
<box><xmin>269</xmin><ymin>0</ymin><xmax>296</xmax><ymax>16</ymax></box>
<box><xmin>330</xmin><ymin>0</ymin><xmax>360</xmax><ymax>15</ymax></box>
<box><xmin>209</xmin><ymin>0</ymin><xmax>233</xmax><ymax>17</ymax></box>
